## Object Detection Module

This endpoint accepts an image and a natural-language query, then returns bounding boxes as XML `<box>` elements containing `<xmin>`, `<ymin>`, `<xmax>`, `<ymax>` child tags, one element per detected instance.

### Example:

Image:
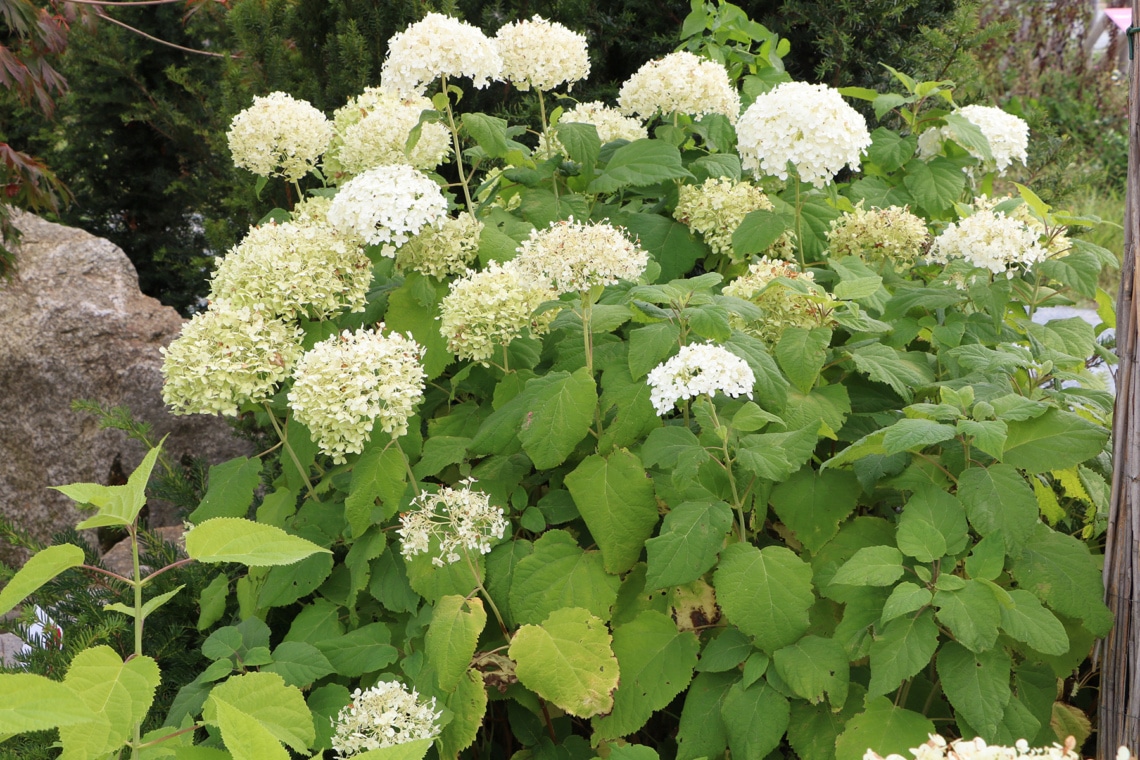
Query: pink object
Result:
<box><xmin>1106</xmin><ymin>7</ymin><xmax>1132</xmax><ymax>32</ymax></box>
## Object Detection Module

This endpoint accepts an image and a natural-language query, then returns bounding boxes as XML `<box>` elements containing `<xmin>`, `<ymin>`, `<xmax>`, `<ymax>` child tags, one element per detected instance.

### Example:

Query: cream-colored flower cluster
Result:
<box><xmin>495</xmin><ymin>15</ymin><xmax>590</xmax><ymax>92</ymax></box>
<box><xmin>736</xmin><ymin>81</ymin><xmax>871</xmax><ymax>188</ymax></box>
<box><xmin>327</xmin><ymin>164</ymin><xmax>448</xmax><ymax>249</ymax></box>
<box><xmin>929</xmin><ymin>209</ymin><xmax>1048</xmax><ymax>275</ymax></box>
<box><xmin>674</xmin><ymin>177</ymin><xmax>793</xmax><ymax>260</ymax></box>
<box><xmin>227</xmin><ymin>92</ymin><xmax>332</xmax><ymax>181</ymax></box>
<box><xmin>865</xmin><ymin>733</ymin><xmax>1126</xmax><ymax>760</ymax></box>
<box><xmin>618</xmin><ymin>51</ymin><xmax>740</xmax><ymax>124</ymax></box>
<box><xmin>510</xmin><ymin>218</ymin><xmax>648</xmax><ymax>294</ymax></box>
<box><xmin>331</xmin><ymin>681</ymin><xmax>441</xmax><ymax>756</ymax></box>
<box><xmin>380</xmin><ymin>13</ymin><xmax>503</xmax><ymax>96</ymax></box>
<box><xmin>973</xmin><ymin>194</ymin><xmax>1069</xmax><ymax>257</ymax></box>
<box><xmin>287</xmin><ymin>327</ymin><xmax>426</xmax><ymax>463</ymax></box>
<box><xmin>395</xmin><ymin>212</ymin><xmax>483</xmax><ymax>278</ymax></box>
<box><xmin>398</xmin><ymin>479</ymin><xmax>509</xmax><ymax>567</ymax></box>
<box><xmin>538</xmin><ymin>101</ymin><xmax>648</xmax><ymax>156</ymax></box>
<box><xmin>161</xmin><ymin>304</ymin><xmax>304</xmax><ymax>417</ymax></box>
<box><xmin>723</xmin><ymin>257</ymin><xmax>836</xmax><ymax>344</ymax></box>
<box><xmin>208</xmin><ymin>221</ymin><xmax>371</xmax><ymax>320</ymax></box>
<box><xmin>439</xmin><ymin>261</ymin><xmax>557</xmax><ymax>364</ymax></box>
<box><xmin>289</xmin><ymin>195</ymin><xmax>335</xmax><ymax>227</ymax></box>
<box><xmin>647</xmin><ymin>342</ymin><xmax>756</xmax><ymax>415</ymax></box>
<box><xmin>325</xmin><ymin>87</ymin><xmax>451</xmax><ymax>178</ymax></box>
<box><xmin>827</xmin><ymin>204</ymin><xmax>929</xmax><ymax>267</ymax></box>
<box><xmin>918</xmin><ymin>104</ymin><xmax>1029</xmax><ymax>174</ymax></box>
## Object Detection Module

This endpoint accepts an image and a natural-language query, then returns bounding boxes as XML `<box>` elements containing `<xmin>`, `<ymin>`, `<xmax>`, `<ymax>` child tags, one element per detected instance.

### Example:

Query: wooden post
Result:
<box><xmin>1101</xmin><ymin>0</ymin><xmax>1140</xmax><ymax>755</ymax></box>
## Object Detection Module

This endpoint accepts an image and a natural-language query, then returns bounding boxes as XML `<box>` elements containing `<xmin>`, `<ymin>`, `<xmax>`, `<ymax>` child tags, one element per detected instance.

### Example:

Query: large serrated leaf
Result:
<box><xmin>185</xmin><ymin>518</ymin><xmax>331</xmax><ymax>566</ymax></box>
<box><xmin>720</xmin><ymin>680</ymin><xmax>790</xmax><ymax>760</ymax></box>
<box><xmin>519</xmin><ymin>368</ymin><xmax>597</xmax><ymax>469</ymax></box>
<box><xmin>565</xmin><ymin>450</ymin><xmax>658</xmax><ymax>575</ymax></box>
<box><xmin>588</xmin><ymin>139</ymin><xmax>695</xmax><ymax>193</ymax></box>
<box><xmin>957</xmin><ymin>465</ymin><xmax>1038</xmax><ymax>554</ymax></box>
<box><xmin>59</xmin><ymin>646</ymin><xmax>161</xmax><ymax>759</ymax></box>
<box><xmin>848</xmin><ymin>344</ymin><xmax>934</xmax><ymax>402</ymax></box>
<box><xmin>835</xmin><ymin>696</ymin><xmax>935</xmax><ymax>760</ymax></box>
<box><xmin>204</xmin><ymin>672</ymin><xmax>314</xmax><ymax>752</ymax></box>
<box><xmin>938</xmin><ymin>642</ymin><xmax>1011</xmax><ymax>739</ymax></box>
<box><xmin>509</xmin><ymin>530</ymin><xmax>619</xmax><ymax>624</ymax></box>
<box><xmin>831</xmin><ymin>546</ymin><xmax>905</xmax><ymax>587</ymax></box>
<box><xmin>773</xmin><ymin>635</ymin><xmax>849</xmax><ymax>708</ymax></box>
<box><xmin>0</xmin><ymin>673</ymin><xmax>91</xmax><ymax>733</ymax></box>
<box><xmin>934</xmin><ymin>580</ymin><xmax>1002</xmax><ymax>653</ymax></box>
<box><xmin>426</xmin><ymin>595</ymin><xmax>487</xmax><ymax>693</ymax></box>
<box><xmin>715</xmin><ymin>543</ymin><xmax>814</xmax><ymax>652</ymax></box>
<box><xmin>1000</xmin><ymin>589</ymin><xmax>1069</xmax><ymax>656</ymax></box>
<box><xmin>190</xmin><ymin>457</ymin><xmax>263</xmax><ymax>522</ymax></box>
<box><xmin>262</xmin><ymin>641</ymin><xmax>335</xmax><ymax>689</ymax></box>
<box><xmin>896</xmin><ymin>486</ymin><xmax>969</xmax><ymax>563</ymax></box>
<box><xmin>644</xmin><ymin>501</ymin><xmax>733</xmax><ymax>590</ymax></box>
<box><xmin>903</xmin><ymin>157</ymin><xmax>966</xmax><ymax>214</ymax></box>
<box><xmin>868</xmin><ymin>610</ymin><xmax>939</xmax><ymax>697</ymax></box>
<box><xmin>438</xmin><ymin>669</ymin><xmax>487</xmax><ymax>758</ymax></box>
<box><xmin>770</xmin><ymin>468</ymin><xmax>860</xmax><ymax>553</ymax></box>
<box><xmin>776</xmin><ymin>327</ymin><xmax>831</xmax><ymax>393</ymax></box>
<box><xmin>0</xmin><ymin>543</ymin><xmax>84</xmax><ymax>616</ymax></box>
<box><xmin>315</xmin><ymin>622</ymin><xmax>398</xmax><ymax>677</ymax></box>
<box><xmin>56</xmin><ymin>442</ymin><xmax>164</xmax><ymax>529</ymax></box>
<box><xmin>676</xmin><ymin>670</ymin><xmax>735</xmax><ymax>760</ymax></box>
<box><xmin>1001</xmin><ymin>409</ymin><xmax>1108</xmax><ymax>474</ymax></box>
<box><xmin>1010</xmin><ymin>523</ymin><xmax>1113</xmax><ymax>636</ymax></box>
<box><xmin>211</xmin><ymin>697</ymin><xmax>290</xmax><ymax>760</ymax></box>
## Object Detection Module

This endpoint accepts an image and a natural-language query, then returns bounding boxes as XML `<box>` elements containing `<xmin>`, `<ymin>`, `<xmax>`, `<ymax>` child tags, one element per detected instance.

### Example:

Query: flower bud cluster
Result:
<box><xmin>827</xmin><ymin>204</ymin><xmax>929</xmax><ymax>267</ymax></box>
<box><xmin>674</xmin><ymin>177</ymin><xmax>792</xmax><ymax>260</ymax></box>
<box><xmin>227</xmin><ymin>92</ymin><xmax>332</xmax><ymax>181</ymax></box>
<box><xmin>647</xmin><ymin>342</ymin><xmax>756</xmax><ymax>415</ymax></box>
<box><xmin>398</xmin><ymin>479</ymin><xmax>509</xmax><ymax>567</ymax></box>
<box><xmin>722</xmin><ymin>257</ymin><xmax>836</xmax><ymax>344</ymax></box>
<box><xmin>331</xmin><ymin>681</ymin><xmax>441</xmax><ymax>756</ymax></box>
<box><xmin>395</xmin><ymin>212</ymin><xmax>483</xmax><ymax>278</ymax></box>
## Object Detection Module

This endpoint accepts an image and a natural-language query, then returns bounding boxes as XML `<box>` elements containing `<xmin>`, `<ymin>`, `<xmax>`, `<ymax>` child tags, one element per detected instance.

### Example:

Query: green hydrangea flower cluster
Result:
<box><xmin>674</xmin><ymin>177</ymin><xmax>794</xmax><ymax>261</ymax></box>
<box><xmin>827</xmin><ymin>204</ymin><xmax>929</xmax><ymax>268</ymax></box>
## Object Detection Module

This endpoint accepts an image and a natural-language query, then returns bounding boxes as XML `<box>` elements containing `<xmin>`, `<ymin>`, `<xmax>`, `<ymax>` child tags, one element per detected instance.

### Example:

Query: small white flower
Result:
<box><xmin>327</xmin><ymin>164</ymin><xmax>448</xmax><ymax>249</ymax></box>
<box><xmin>647</xmin><ymin>342</ymin><xmax>755</xmax><ymax>415</ymax></box>
<box><xmin>381</xmin><ymin>13</ymin><xmax>503</xmax><ymax>96</ymax></box>
<box><xmin>495</xmin><ymin>15</ymin><xmax>590</xmax><ymax>92</ymax></box>
<box><xmin>618</xmin><ymin>51</ymin><xmax>740</xmax><ymax>123</ymax></box>
<box><xmin>227</xmin><ymin>92</ymin><xmax>332</xmax><ymax>181</ymax></box>
<box><xmin>331</xmin><ymin>681</ymin><xmax>441</xmax><ymax>756</ymax></box>
<box><xmin>398</xmin><ymin>479</ymin><xmax>509</xmax><ymax>567</ymax></box>
<box><xmin>509</xmin><ymin>217</ymin><xmax>648</xmax><ymax>294</ymax></box>
<box><xmin>736</xmin><ymin>81</ymin><xmax>870</xmax><ymax>188</ymax></box>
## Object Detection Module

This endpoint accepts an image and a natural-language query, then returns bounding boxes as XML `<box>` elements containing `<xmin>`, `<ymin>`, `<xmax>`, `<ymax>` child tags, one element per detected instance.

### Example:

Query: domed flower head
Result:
<box><xmin>395</xmin><ymin>212</ymin><xmax>483</xmax><ymax>279</ymax></box>
<box><xmin>287</xmin><ymin>326</ymin><xmax>426</xmax><ymax>463</ymax></box>
<box><xmin>325</xmin><ymin>87</ymin><xmax>451</xmax><ymax>178</ymax></box>
<box><xmin>495</xmin><ymin>15</ymin><xmax>590</xmax><ymax>92</ymax></box>
<box><xmin>736</xmin><ymin>81</ymin><xmax>871</xmax><ymax>188</ymax></box>
<box><xmin>722</xmin><ymin>257</ymin><xmax>837</xmax><ymax>345</ymax></box>
<box><xmin>618</xmin><ymin>51</ymin><xmax>740</xmax><ymax>123</ymax></box>
<box><xmin>674</xmin><ymin>177</ymin><xmax>794</xmax><ymax>260</ymax></box>
<box><xmin>161</xmin><ymin>302</ymin><xmax>304</xmax><ymax>417</ymax></box>
<box><xmin>208</xmin><ymin>220</ymin><xmax>372</xmax><ymax>320</ymax></box>
<box><xmin>326</xmin><ymin>164</ymin><xmax>448</xmax><ymax>250</ymax></box>
<box><xmin>380</xmin><ymin>13</ymin><xmax>503</xmax><ymax>96</ymax></box>
<box><xmin>918</xmin><ymin>104</ymin><xmax>1029</xmax><ymax>174</ymax></box>
<box><xmin>398</xmin><ymin>479</ymin><xmax>509</xmax><ymax>567</ymax></box>
<box><xmin>510</xmin><ymin>217</ymin><xmax>648</xmax><ymax>295</ymax></box>
<box><xmin>439</xmin><ymin>260</ymin><xmax>558</xmax><ymax>364</ymax></box>
<box><xmin>227</xmin><ymin>92</ymin><xmax>332</xmax><ymax>181</ymax></box>
<box><xmin>827</xmin><ymin>204</ymin><xmax>929</xmax><ymax>268</ymax></box>
<box><xmin>928</xmin><ymin>209</ymin><xmax>1047</xmax><ymax>276</ymax></box>
<box><xmin>538</xmin><ymin>101</ymin><xmax>647</xmax><ymax>156</ymax></box>
<box><xmin>331</xmin><ymin>681</ymin><xmax>441</xmax><ymax>756</ymax></box>
<box><xmin>647</xmin><ymin>342</ymin><xmax>755</xmax><ymax>415</ymax></box>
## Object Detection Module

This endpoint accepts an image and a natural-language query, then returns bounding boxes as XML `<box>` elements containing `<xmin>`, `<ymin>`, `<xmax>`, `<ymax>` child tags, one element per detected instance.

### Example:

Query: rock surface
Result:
<box><xmin>0</xmin><ymin>213</ymin><xmax>250</xmax><ymax>566</ymax></box>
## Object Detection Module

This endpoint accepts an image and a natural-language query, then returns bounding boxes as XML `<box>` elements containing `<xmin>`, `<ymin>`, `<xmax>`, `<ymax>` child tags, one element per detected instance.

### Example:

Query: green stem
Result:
<box><xmin>130</xmin><ymin>526</ymin><xmax>143</xmax><ymax>755</ymax></box>
<box><xmin>708</xmin><ymin>403</ymin><xmax>747</xmax><ymax>542</ymax></box>
<box><xmin>537</xmin><ymin>89</ymin><xmax>550</xmax><ymax>155</ymax></box>
<box><xmin>463</xmin><ymin>549</ymin><xmax>509</xmax><ymax>638</ymax></box>
<box><xmin>263</xmin><ymin>403</ymin><xmax>319</xmax><ymax>503</ymax></box>
<box><xmin>400</xmin><ymin>443</ymin><xmax>421</xmax><ymax>496</ymax></box>
<box><xmin>581</xmin><ymin>297</ymin><xmax>594</xmax><ymax>376</ymax></box>
<box><xmin>441</xmin><ymin>76</ymin><xmax>475</xmax><ymax>211</ymax></box>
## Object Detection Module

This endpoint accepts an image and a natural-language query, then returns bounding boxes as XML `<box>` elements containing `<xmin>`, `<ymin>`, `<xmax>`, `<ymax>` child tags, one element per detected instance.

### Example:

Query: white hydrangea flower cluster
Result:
<box><xmin>929</xmin><ymin>209</ymin><xmax>1048</xmax><ymax>275</ymax></box>
<box><xmin>972</xmin><ymin>194</ymin><xmax>1070</xmax><ymax>257</ymax></box>
<box><xmin>538</xmin><ymin>101</ymin><xmax>648</xmax><ymax>156</ymax></box>
<box><xmin>227</xmin><ymin>92</ymin><xmax>332</xmax><ymax>181</ymax></box>
<box><xmin>618</xmin><ymin>51</ymin><xmax>740</xmax><ymax>123</ymax></box>
<box><xmin>723</xmin><ymin>257</ymin><xmax>836</xmax><ymax>344</ymax></box>
<box><xmin>510</xmin><ymin>218</ymin><xmax>648</xmax><ymax>294</ymax></box>
<box><xmin>439</xmin><ymin>261</ymin><xmax>558</xmax><ymax>364</ymax></box>
<box><xmin>395</xmin><ymin>212</ymin><xmax>483</xmax><ymax>278</ymax></box>
<box><xmin>647</xmin><ymin>342</ymin><xmax>756</xmax><ymax>415</ymax></box>
<box><xmin>736</xmin><ymin>81</ymin><xmax>871</xmax><ymax>188</ymax></box>
<box><xmin>208</xmin><ymin>221</ymin><xmax>372</xmax><ymax>320</ymax></box>
<box><xmin>674</xmin><ymin>177</ymin><xmax>793</xmax><ymax>260</ymax></box>
<box><xmin>827</xmin><ymin>204</ymin><xmax>929</xmax><ymax>267</ymax></box>
<box><xmin>327</xmin><ymin>164</ymin><xmax>448</xmax><ymax>249</ymax></box>
<box><xmin>380</xmin><ymin>13</ymin><xmax>503</xmax><ymax>96</ymax></box>
<box><xmin>161</xmin><ymin>303</ymin><xmax>304</xmax><ymax>417</ymax></box>
<box><xmin>495</xmin><ymin>15</ymin><xmax>590</xmax><ymax>92</ymax></box>
<box><xmin>287</xmin><ymin>327</ymin><xmax>426</xmax><ymax>463</ymax></box>
<box><xmin>917</xmin><ymin>104</ymin><xmax>1029</xmax><ymax>174</ymax></box>
<box><xmin>326</xmin><ymin>88</ymin><xmax>451</xmax><ymax>177</ymax></box>
<box><xmin>865</xmin><ymin>733</ymin><xmax>1122</xmax><ymax>760</ymax></box>
<box><xmin>398</xmin><ymin>479</ymin><xmax>509</xmax><ymax>567</ymax></box>
<box><xmin>289</xmin><ymin>195</ymin><xmax>336</xmax><ymax>227</ymax></box>
<box><xmin>331</xmin><ymin>681</ymin><xmax>441</xmax><ymax>757</ymax></box>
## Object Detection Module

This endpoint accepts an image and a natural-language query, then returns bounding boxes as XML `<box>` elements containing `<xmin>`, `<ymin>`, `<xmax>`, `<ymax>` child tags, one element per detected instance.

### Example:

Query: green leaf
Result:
<box><xmin>346</xmin><ymin>442</ymin><xmax>409</xmax><ymax>537</ymax></box>
<box><xmin>510</xmin><ymin>530</ymin><xmax>620</xmax><ymax>624</ymax></box>
<box><xmin>938</xmin><ymin>642</ymin><xmax>1011</xmax><ymax>738</ymax></box>
<box><xmin>788</xmin><ymin>686</ymin><xmax>864</xmax><ymax>760</ymax></box>
<box><xmin>204</xmin><ymin>672</ymin><xmax>314</xmax><ymax>752</ymax></box>
<box><xmin>594</xmin><ymin>610</ymin><xmax>700</xmax><ymax>739</ymax></box>
<box><xmin>697</xmin><ymin>627</ymin><xmax>752</xmax><ymax>673</ymax></box>
<box><xmin>508</xmin><ymin>607</ymin><xmax>620</xmax><ymax>718</ymax></box>
<box><xmin>315</xmin><ymin>623</ymin><xmax>398</xmax><ymax>677</ymax></box>
<box><xmin>351</xmin><ymin>740</ymin><xmax>434</xmax><ymax>760</ymax></box>
<box><xmin>197</xmin><ymin>573</ymin><xmax>229</xmax><ymax>631</ymax></box>
<box><xmin>617</xmin><ymin>212</ymin><xmax>707</xmax><ymax>282</ymax></box>
<box><xmin>629</xmin><ymin>322</ymin><xmax>682</xmax><ymax>380</ymax></box>
<box><xmin>59</xmin><ymin>441</ymin><xmax>163</xmax><ymax>529</ymax></box>
<box><xmin>903</xmin><ymin>156</ymin><xmax>966</xmax><ymax>214</ymax></box>
<box><xmin>412</xmin><ymin>436</ymin><xmax>470</xmax><ymax>480</ymax></box>
<box><xmin>259</xmin><ymin>553</ymin><xmax>334</xmax><ymax>608</ymax></box>
<box><xmin>732</xmin><ymin>208</ymin><xmax>794</xmax><ymax>256</ymax></box>
<box><xmin>140</xmin><ymin>585</ymin><xmax>185</xmax><ymax>620</ymax></box>
<box><xmin>555</xmin><ymin>121</ymin><xmax>601</xmax><ymax>169</ymax></box>
<box><xmin>386</xmin><ymin>273</ymin><xmax>450</xmax><ymax>380</ymax></box>
<box><xmin>833</xmin><ymin>276</ymin><xmax>883</xmax><ymax>301</ymax></box>
<box><xmin>848</xmin><ymin>344</ymin><xmax>934</xmax><ymax>403</ymax></box>
<box><xmin>438</xmin><ymin>668</ymin><xmax>488</xmax><ymax>759</ymax></box>
<box><xmin>1009</xmin><ymin>522</ymin><xmax>1113</xmax><ymax>636</ymax></box>
<box><xmin>0</xmin><ymin>543</ymin><xmax>84</xmax><ymax>616</ymax></box>
<box><xmin>798</xmin><ymin>197</ymin><xmax>843</xmax><ymax>260</ymax></box>
<box><xmin>881</xmin><ymin>582</ymin><xmax>933</xmax><ymax>623</ymax></box>
<box><xmin>520</xmin><ymin>368</ymin><xmax>597</xmax><ymax>469</ymax></box>
<box><xmin>190</xmin><ymin>457</ymin><xmax>263</xmax><ymax>522</ymax></box>
<box><xmin>462</xmin><ymin>112</ymin><xmax>510</xmax><ymax>158</ymax></box>
<box><xmin>644</xmin><ymin>501</ymin><xmax>733</xmax><ymax>590</ymax></box>
<box><xmin>1002</xmin><ymin>409</ymin><xmax>1108</xmax><ymax>474</ymax></box>
<box><xmin>588</xmin><ymin>139</ymin><xmax>695</xmax><ymax>193</ymax></box>
<box><xmin>831</xmin><ymin>546</ymin><xmax>905</xmax><ymax>587</ymax></box>
<box><xmin>426</xmin><ymin>595</ymin><xmax>487</xmax><ymax>693</ymax></box>
<box><xmin>210</xmin><ymin>697</ymin><xmax>290</xmax><ymax>760</ymax></box>
<box><xmin>868</xmin><ymin>610</ymin><xmax>939</xmax><ymax>697</ymax></box>
<box><xmin>776</xmin><ymin>327</ymin><xmax>831</xmax><ymax>393</ymax></box>
<box><xmin>0</xmin><ymin>673</ymin><xmax>92</xmax><ymax>733</ymax></box>
<box><xmin>59</xmin><ymin>646</ymin><xmax>161</xmax><ymax>759</ymax></box>
<box><xmin>772</xmin><ymin>447</ymin><xmax>850</xmax><ymax>528</ymax></box>
<box><xmin>676</xmin><ymin>670</ymin><xmax>735</xmax><ymax>760</ymax></box>
<box><xmin>185</xmin><ymin>518</ymin><xmax>331</xmax><ymax>566</ymax></box>
<box><xmin>715</xmin><ymin>543</ymin><xmax>814</xmax><ymax>652</ymax></box>
<box><xmin>834</xmin><ymin>696</ymin><xmax>936</xmax><ymax>760</ymax></box>
<box><xmin>641</xmin><ymin>426</ymin><xmax>712</xmax><ymax>481</ymax></box>
<box><xmin>957</xmin><ymin>465</ymin><xmax>1038</xmax><ymax>554</ymax></box>
<box><xmin>724</xmin><ymin>332</ymin><xmax>789</xmax><ymax>411</ymax></box>
<box><xmin>957</xmin><ymin>420</ymin><xmax>1008</xmax><ymax>461</ymax></box>
<box><xmin>306</xmin><ymin>684</ymin><xmax>351</xmax><ymax>752</ymax></box>
<box><xmin>565</xmin><ymin>450</ymin><xmax>659</xmax><ymax>575</ymax></box>
<box><xmin>773</xmin><ymin>635</ymin><xmax>850</xmax><ymax>708</ymax></box>
<box><xmin>896</xmin><ymin>486</ymin><xmax>969</xmax><ymax>563</ymax></box>
<box><xmin>720</xmin><ymin>680</ymin><xmax>790</xmax><ymax>760</ymax></box>
<box><xmin>934</xmin><ymin>580</ymin><xmax>1002</xmax><ymax>652</ymax></box>
<box><xmin>1000</xmin><ymin>589</ymin><xmax>1069</xmax><ymax>656</ymax></box>
<box><xmin>942</xmin><ymin>113</ymin><xmax>994</xmax><ymax>163</ymax></box>
<box><xmin>262</xmin><ymin>642</ymin><xmax>335</xmax><ymax>689</ymax></box>
<box><xmin>965</xmin><ymin>533</ymin><xmax>1007</xmax><ymax>581</ymax></box>
<box><xmin>882</xmin><ymin>419</ymin><xmax>957</xmax><ymax>455</ymax></box>
<box><xmin>866</xmin><ymin>127</ymin><xmax>917</xmax><ymax>172</ymax></box>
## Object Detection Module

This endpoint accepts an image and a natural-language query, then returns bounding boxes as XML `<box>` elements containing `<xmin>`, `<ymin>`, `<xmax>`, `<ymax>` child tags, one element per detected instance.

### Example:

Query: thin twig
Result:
<box><xmin>92</xmin><ymin>8</ymin><xmax>229</xmax><ymax>58</ymax></box>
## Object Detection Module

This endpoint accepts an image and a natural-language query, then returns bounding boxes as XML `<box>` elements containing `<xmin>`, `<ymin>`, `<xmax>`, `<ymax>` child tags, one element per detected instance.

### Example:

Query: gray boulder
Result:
<box><xmin>0</xmin><ymin>212</ymin><xmax>251</xmax><ymax>566</ymax></box>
